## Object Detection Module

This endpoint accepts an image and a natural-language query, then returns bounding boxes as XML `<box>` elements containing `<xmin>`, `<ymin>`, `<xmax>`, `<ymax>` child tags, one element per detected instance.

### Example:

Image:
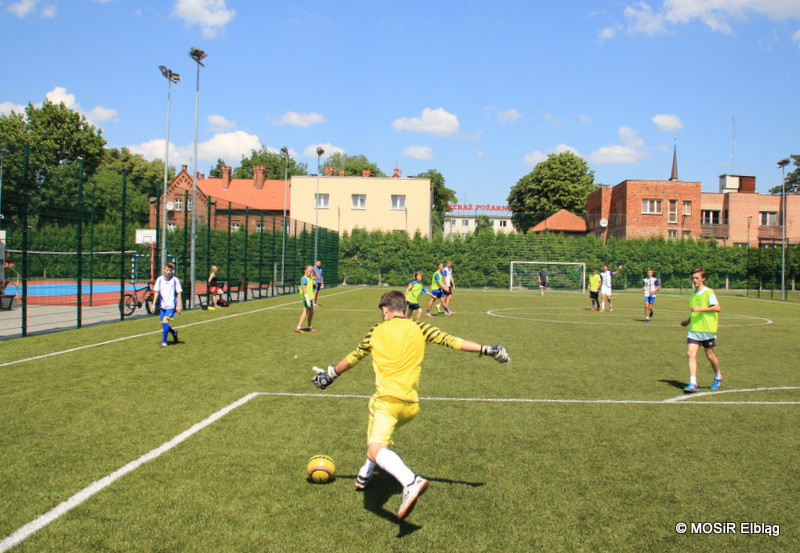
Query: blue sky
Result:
<box><xmin>2</xmin><ymin>0</ymin><xmax>799</xmax><ymax>205</ymax></box>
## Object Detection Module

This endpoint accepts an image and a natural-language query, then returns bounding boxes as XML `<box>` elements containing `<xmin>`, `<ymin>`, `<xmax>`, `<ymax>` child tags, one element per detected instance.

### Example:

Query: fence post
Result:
<box><xmin>76</xmin><ymin>159</ymin><xmax>84</xmax><ymax>328</ymax></box>
<box><xmin>21</xmin><ymin>147</ymin><xmax>29</xmax><ymax>337</ymax></box>
<box><xmin>244</xmin><ymin>207</ymin><xmax>249</xmax><ymax>301</ymax></box>
<box><xmin>183</xmin><ymin>190</ymin><xmax>189</xmax><ymax>308</ymax></box>
<box><xmin>119</xmin><ymin>171</ymin><xmax>127</xmax><ymax>321</ymax></box>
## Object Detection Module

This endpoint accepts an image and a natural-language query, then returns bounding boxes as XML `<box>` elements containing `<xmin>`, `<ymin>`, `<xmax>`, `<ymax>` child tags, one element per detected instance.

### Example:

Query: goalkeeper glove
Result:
<box><xmin>480</xmin><ymin>344</ymin><xmax>510</xmax><ymax>363</ymax></box>
<box><xmin>311</xmin><ymin>365</ymin><xmax>339</xmax><ymax>389</ymax></box>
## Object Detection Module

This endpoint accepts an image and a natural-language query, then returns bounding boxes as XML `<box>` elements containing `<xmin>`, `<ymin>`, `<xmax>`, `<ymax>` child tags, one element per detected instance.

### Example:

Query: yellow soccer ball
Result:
<box><xmin>306</xmin><ymin>455</ymin><xmax>336</xmax><ymax>483</ymax></box>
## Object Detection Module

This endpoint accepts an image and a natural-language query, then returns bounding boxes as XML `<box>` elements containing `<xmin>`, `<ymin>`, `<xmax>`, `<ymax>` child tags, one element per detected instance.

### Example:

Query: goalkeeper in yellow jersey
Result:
<box><xmin>311</xmin><ymin>290</ymin><xmax>510</xmax><ymax>520</ymax></box>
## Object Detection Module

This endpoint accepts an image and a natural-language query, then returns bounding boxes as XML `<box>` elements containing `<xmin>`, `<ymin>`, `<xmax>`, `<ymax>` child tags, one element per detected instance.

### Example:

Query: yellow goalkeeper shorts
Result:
<box><xmin>366</xmin><ymin>395</ymin><xmax>419</xmax><ymax>445</ymax></box>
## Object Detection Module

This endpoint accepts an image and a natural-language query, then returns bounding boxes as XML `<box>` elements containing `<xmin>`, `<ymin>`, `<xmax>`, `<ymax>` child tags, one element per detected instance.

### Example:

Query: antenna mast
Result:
<box><xmin>731</xmin><ymin>116</ymin><xmax>736</xmax><ymax>173</ymax></box>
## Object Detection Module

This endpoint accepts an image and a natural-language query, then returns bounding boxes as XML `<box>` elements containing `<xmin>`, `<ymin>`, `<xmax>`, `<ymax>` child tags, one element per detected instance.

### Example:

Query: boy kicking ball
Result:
<box><xmin>152</xmin><ymin>262</ymin><xmax>182</xmax><ymax>347</ymax></box>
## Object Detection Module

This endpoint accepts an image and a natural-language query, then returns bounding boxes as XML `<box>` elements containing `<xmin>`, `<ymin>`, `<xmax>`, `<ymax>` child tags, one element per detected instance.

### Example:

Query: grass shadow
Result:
<box><xmin>660</xmin><ymin>379</ymin><xmax>686</xmax><ymax>390</ymax></box>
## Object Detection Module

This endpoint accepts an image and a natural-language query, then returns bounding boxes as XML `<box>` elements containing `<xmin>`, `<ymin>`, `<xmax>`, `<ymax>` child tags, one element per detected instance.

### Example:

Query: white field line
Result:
<box><xmin>0</xmin><ymin>287</ymin><xmax>366</xmax><ymax>369</ymax></box>
<box><xmin>3</xmin><ymin>386</ymin><xmax>799</xmax><ymax>551</ymax></box>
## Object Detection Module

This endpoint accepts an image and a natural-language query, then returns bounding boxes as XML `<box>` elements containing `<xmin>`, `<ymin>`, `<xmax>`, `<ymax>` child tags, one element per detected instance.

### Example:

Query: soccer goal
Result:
<box><xmin>509</xmin><ymin>261</ymin><xmax>586</xmax><ymax>292</ymax></box>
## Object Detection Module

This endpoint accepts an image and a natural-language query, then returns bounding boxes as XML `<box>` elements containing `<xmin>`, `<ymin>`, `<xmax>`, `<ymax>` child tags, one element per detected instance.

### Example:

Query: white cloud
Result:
<box><xmin>46</xmin><ymin>86</ymin><xmax>78</xmax><ymax>109</ymax></box>
<box><xmin>543</xmin><ymin>113</ymin><xmax>566</xmax><ymax>129</ymax></box>
<box><xmin>652</xmin><ymin>113</ymin><xmax>683</xmax><ymax>132</ymax></box>
<box><xmin>41</xmin><ymin>86</ymin><xmax>117</xmax><ymax>129</ymax></box>
<box><xmin>0</xmin><ymin>101</ymin><xmax>26</xmax><ymax>116</ymax></box>
<box><xmin>392</xmin><ymin>107</ymin><xmax>459</xmax><ymax>135</ymax></box>
<box><xmin>476</xmin><ymin>150</ymin><xmax>487</xmax><ymax>159</ymax></box>
<box><xmin>274</xmin><ymin>111</ymin><xmax>325</xmax><ymax>127</ymax></box>
<box><xmin>129</xmin><ymin>131</ymin><xmax>260</xmax><ymax>166</ymax></box>
<box><xmin>580</xmin><ymin>114</ymin><xmax>593</xmax><ymax>125</ymax></box>
<box><xmin>8</xmin><ymin>0</ymin><xmax>37</xmax><ymax>17</ymax></box>
<box><xmin>41</xmin><ymin>4</ymin><xmax>55</xmax><ymax>17</ymax></box>
<box><xmin>589</xmin><ymin>126</ymin><xmax>649</xmax><ymax>164</ymax></box>
<box><xmin>494</xmin><ymin>108</ymin><xmax>522</xmax><ymax>123</ymax></box>
<box><xmin>597</xmin><ymin>25</ymin><xmax>619</xmax><ymax>43</ymax></box>
<box><xmin>303</xmin><ymin>143</ymin><xmax>345</xmax><ymax>159</ymax></box>
<box><xmin>793</xmin><ymin>29</ymin><xmax>800</xmax><ymax>48</ymax></box>
<box><xmin>208</xmin><ymin>114</ymin><xmax>236</xmax><ymax>132</ymax></box>
<box><xmin>172</xmin><ymin>0</ymin><xmax>235</xmax><ymax>38</ymax></box>
<box><xmin>624</xmin><ymin>2</ymin><xmax>668</xmax><ymax>35</ymax></box>
<box><xmin>85</xmin><ymin>106</ymin><xmax>118</xmax><ymax>125</ymax></box>
<box><xmin>402</xmin><ymin>145</ymin><xmax>434</xmax><ymax>160</ymax></box>
<box><xmin>128</xmin><ymin>138</ymin><xmax>176</xmax><ymax>163</ymax></box>
<box><xmin>524</xmin><ymin>144</ymin><xmax>581</xmax><ymax>167</ymax></box>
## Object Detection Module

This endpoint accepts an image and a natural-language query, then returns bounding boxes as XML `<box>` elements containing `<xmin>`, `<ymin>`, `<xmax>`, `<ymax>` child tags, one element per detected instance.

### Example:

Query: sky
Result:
<box><xmin>1</xmin><ymin>0</ymin><xmax>799</xmax><ymax>205</ymax></box>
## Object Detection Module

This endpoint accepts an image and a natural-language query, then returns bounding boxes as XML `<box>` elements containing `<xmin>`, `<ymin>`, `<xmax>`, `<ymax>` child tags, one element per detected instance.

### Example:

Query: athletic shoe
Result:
<box><xmin>591</xmin><ymin>307</ymin><xmax>597</xmax><ymax>311</ymax></box>
<box><xmin>425</xmin><ymin>313</ymin><xmax>433</xmax><ymax>318</ymax></box>
<box><xmin>295</xmin><ymin>328</ymin><xmax>306</xmax><ymax>334</ymax></box>
<box><xmin>304</xmin><ymin>327</ymin><xmax>317</xmax><ymax>332</ymax></box>
<box><xmin>446</xmin><ymin>311</ymin><xmax>455</xmax><ymax>316</ymax></box>
<box><xmin>650</xmin><ymin>310</ymin><xmax>654</xmax><ymax>319</ymax></box>
<box><xmin>436</xmin><ymin>305</ymin><xmax>442</xmax><ymax>313</ymax></box>
<box><xmin>355</xmin><ymin>473</ymin><xmax>372</xmax><ymax>491</ymax></box>
<box><xmin>683</xmin><ymin>383</ymin><xmax>699</xmax><ymax>393</ymax></box>
<box><xmin>645</xmin><ymin>317</ymin><xmax>649</xmax><ymax>322</ymax></box>
<box><xmin>160</xmin><ymin>342</ymin><xmax>168</xmax><ymax>348</ymax></box>
<box><xmin>398</xmin><ymin>476</ymin><xmax>429</xmax><ymax>520</ymax></box>
<box><xmin>609</xmin><ymin>307</ymin><xmax>614</xmax><ymax>312</ymax></box>
<box><xmin>710</xmin><ymin>378</ymin><xmax>722</xmax><ymax>391</ymax></box>
<box><xmin>600</xmin><ymin>309</ymin><xmax>605</xmax><ymax>312</ymax></box>
<box><xmin>172</xmin><ymin>329</ymin><xmax>179</xmax><ymax>344</ymax></box>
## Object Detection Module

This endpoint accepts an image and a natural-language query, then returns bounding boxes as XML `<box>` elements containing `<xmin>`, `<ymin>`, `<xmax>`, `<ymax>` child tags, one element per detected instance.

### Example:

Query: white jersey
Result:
<box><xmin>643</xmin><ymin>277</ymin><xmax>660</xmax><ymax>297</ymax></box>
<box><xmin>154</xmin><ymin>275</ymin><xmax>183</xmax><ymax>310</ymax></box>
<box><xmin>442</xmin><ymin>267</ymin><xmax>452</xmax><ymax>288</ymax></box>
<box><xmin>600</xmin><ymin>271</ymin><xmax>613</xmax><ymax>289</ymax></box>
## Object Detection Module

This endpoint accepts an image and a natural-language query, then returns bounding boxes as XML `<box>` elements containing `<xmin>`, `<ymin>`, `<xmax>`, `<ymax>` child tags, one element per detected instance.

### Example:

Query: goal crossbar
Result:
<box><xmin>509</xmin><ymin>261</ymin><xmax>586</xmax><ymax>292</ymax></box>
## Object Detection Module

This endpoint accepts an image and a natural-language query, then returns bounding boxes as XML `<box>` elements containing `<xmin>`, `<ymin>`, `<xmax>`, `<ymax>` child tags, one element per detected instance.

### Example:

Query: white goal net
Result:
<box><xmin>509</xmin><ymin>261</ymin><xmax>586</xmax><ymax>292</ymax></box>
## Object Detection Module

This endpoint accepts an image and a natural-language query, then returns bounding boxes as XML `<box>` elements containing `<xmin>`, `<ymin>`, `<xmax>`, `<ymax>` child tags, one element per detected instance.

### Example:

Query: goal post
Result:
<box><xmin>509</xmin><ymin>261</ymin><xmax>586</xmax><ymax>292</ymax></box>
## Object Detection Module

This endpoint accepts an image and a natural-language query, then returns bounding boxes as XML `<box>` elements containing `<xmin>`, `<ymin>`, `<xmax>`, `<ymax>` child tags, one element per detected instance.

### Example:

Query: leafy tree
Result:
<box><xmin>209</xmin><ymin>158</ymin><xmax>227</xmax><ymax>178</ymax></box>
<box><xmin>321</xmin><ymin>153</ymin><xmax>386</xmax><ymax>177</ymax></box>
<box><xmin>412</xmin><ymin>169</ymin><xmax>457</xmax><ymax>236</ymax></box>
<box><xmin>475</xmin><ymin>214</ymin><xmax>493</xmax><ymax>235</ymax></box>
<box><xmin>769</xmin><ymin>154</ymin><xmax>800</xmax><ymax>194</ymax></box>
<box><xmin>507</xmin><ymin>151</ymin><xmax>597</xmax><ymax>233</ymax></box>
<box><xmin>232</xmin><ymin>146</ymin><xmax>308</xmax><ymax>179</ymax></box>
<box><xmin>97</xmin><ymin>147</ymin><xmax>171</xmax><ymax>200</ymax></box>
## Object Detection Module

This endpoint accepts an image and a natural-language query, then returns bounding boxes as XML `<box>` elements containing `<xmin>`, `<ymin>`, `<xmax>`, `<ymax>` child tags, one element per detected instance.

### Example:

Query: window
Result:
<box><xmin>315</xmin><ymin>194</ymin><xmax>329</xmax><ymax>209</ymax></box>
<box><xmin>450</xmin><ymin>219</ymin><xmax>456</xmax><ymax>226</ymax></box>
<box><xmin>499</xmin><ymin>220</ymin><xmax>508</xmax><ymax>227</ymax></box>
<box><xmin>760</xmin><ymin>211</ymin><xmax>778</xmax><ymax>226</ymax></box>
<box><xmin>668</xmin><ymin>200</ymin><xmax>678</xmax><ymax>223</ymax></box>
<box><xmin>682</xmin><ymin>230</ymin><xmax>692</xmax><ymax>239</ymax></box>
<box><xmin>231</xmin><ymin>223</ymin><xmax>240</xmax><ymax>233</ymax></box>
<box><xmin>462</xmin><ymin>219</ymin><xmax>470</xmax><ymax>227</ymax></box>
<box><xmin>175</xmin><ymin>197</ymin><xmax>183</xmax><ymax>212</ymax></box>
<box><xmin>391</xmin><ymin>195</ymin><xmax>406</xmax><ymax>210</ymax></box>
<box><xmin>642</xmin><ymin>199</ymin><xmax>662</xmax><ymax>214</ymax></box>
<box><xmin>461</xmin><ymin>233</ymin><xmax>468</xmax><ymax>239</ymax></box>
<box><xmin>683</xmin><ymin>201</ymin><xmax>692</xmax><ymax>216</ymax></box>
<box><xmin>187</xmin><ymin>198</ymin><xmax>192</xmax><ymax>212</ymax></box>
<box><xmin>489</xmin><ymin>220</ymin><xmax>495</xmax><ymax>226</ymax></box>
<box><xmin>668</xmin><ymin>229</ymin><xmax>678</xmax><ymax>240</ymax></box>
<box><xmin>351</xmin><ymin>194</ymin><xmax>366</xmax><ymax>210</ymax></box>
<box><xmin>702</xmin><ymin>210</ymin><xmax>721</xmax><ymax>225</ymax></box>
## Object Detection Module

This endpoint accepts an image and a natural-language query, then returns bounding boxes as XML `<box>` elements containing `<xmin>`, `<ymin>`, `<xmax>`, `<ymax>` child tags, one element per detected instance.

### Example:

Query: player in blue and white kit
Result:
<box><xmin>152</xmin><ymin>262</ymin><xmax>182</xmax><ymax>347</ymax></box>
<box><xmin>599</xmin><ymin>263</ymin><xmax>622</xmax><ymax>312</ymax></box>
<box><xmin>643</xmin><ymin>268</ymin><xmax>660</xmax><ymax>322</ymax></box>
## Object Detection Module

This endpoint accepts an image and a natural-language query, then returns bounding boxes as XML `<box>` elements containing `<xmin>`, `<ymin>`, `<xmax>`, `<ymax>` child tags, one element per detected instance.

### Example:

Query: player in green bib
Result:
<box><xmin>680</xmin><ymin>268</ymin><xmax>722</xmax><ymax>393</ymax></box>
<box><xmin>405</xmin><ymin>271</ymin><xmax>431</xmax><ymax>322</ymax></box>
<box><xmin>425</xmin><ymin>263</ymin><xmax>452</xmax><ymax>317</ymax></box>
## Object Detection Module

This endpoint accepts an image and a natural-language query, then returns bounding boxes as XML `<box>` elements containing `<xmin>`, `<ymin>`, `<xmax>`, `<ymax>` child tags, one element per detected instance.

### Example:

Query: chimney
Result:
<box><xmin>181</xmin><ymin>164</ymin><xmax>188</xmax><ymax>173</ymax></box>
<box><xmin>392</xmin><ymin>167</ymin><xmax>401</xmax><ymax>178</ymax></box>
<box><xmin>254</xmin><ymin>165</ymin><xmax>265</xmax><ymax>190</ymax></box>
<box><xmin>362</xmin><ymin>169</ymin><xmax>371</xmax><ymax>177</ymax></box>
<box><xmin>325</xmin><ymin>166</ymin><xmax>334</xmax><ymax>177</ymax></box>
<box><xmin>338</xmin><ymin>170</ymin><xmax>345</xmax><ymax>177</ymax></box>
<box><xmin>222</xmin><ymin>165</ymin><xmax>232</xmax><ymax>190</ymax></box>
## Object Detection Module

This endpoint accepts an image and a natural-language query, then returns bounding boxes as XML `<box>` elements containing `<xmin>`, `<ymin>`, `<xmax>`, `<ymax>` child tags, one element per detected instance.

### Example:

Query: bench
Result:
<box><xmin>253</xmin><ymin>280</ymin><xmax>272</xmax><ymax>299</ymax></box>
<box><xmin>225</xmin><ymin>278</ymin><xmax>246</xmax><ymax>304</ymax></box>
<box><xmin>0</xmin><ymin>294</ymin><xmax>14</xmax><ymax>310</ymax></box>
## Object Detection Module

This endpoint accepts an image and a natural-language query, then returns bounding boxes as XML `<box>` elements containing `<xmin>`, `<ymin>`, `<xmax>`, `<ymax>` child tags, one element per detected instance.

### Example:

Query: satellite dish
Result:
<box><xmin>166</xmin><ymin>201</ymin><xmax>175</xmax><ymax>211</ymax></box>
<box><xmin>599</xmin><ymin>218</ymin><xmax>608</xmax><ymax>228</ymax></box>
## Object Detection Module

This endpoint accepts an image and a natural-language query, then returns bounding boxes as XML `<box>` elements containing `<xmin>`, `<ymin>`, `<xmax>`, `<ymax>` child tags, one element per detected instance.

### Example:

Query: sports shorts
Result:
<box><xmin>406</xmin><ymin>302</ymin><xmax>421</xmax><ymax>312</ymax></box>
<box><xmin>645</xmin><ymin>295</ymin><xmax>656</xmax><ymax>305</ymax></box>
<box><xmin>601</xmin><ymin>286</ymin><xmax>612</xmax><ymax>297</ymax></box>
<box><xmin>687</xmin><ymin>336</ymin><xmax>716</xmax><ymax>349</ymax></box>
<box><xmin>432</xmin><ymin>289</ymin><xmax>444</xmax><ymax>299</ymax></box>
<box><xmin>367</xmin><ymin>395</ymin><xmax>419</xmax><ymax>445</ymax></box>
<box><xmin>209</xmin><ymin>286</ymin><xmax>222</xmax><ymax>295</ymax></box>
<box><xmin>314</xmin><ymin>282</ymin><xmax>322</xmax><ymax>292</ymax></box>
<box><xmin>301</xmin><ymin>295</ymin><xmax>313</xmax><ymax>309</ymax></box>
<box><xmin>589</xmin><ymin>290</ymin><xmax>599</xmax><ymax>300</ymax></box>
<box><xmin>159</xmin><ymin>308</ymin><xmax>176</xmax><ymax>322</ymax></box>
<box><xmin>443</xmin><ymin>289</ymin><xmax>452</xmax><ymax>297</ymax></box>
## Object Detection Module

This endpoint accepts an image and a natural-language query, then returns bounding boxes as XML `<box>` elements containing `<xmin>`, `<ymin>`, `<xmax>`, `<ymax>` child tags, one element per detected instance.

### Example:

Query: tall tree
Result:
<box><xmin>507</xmin><ymin>151</ymin><xmax>597</xmax><ymax>233</ymax></box>
<box><xmin>209</xmin><ymin>158</ymin><xmax>227</xmax><ymax>178</ymax></box>
<box><xmin>769</xmin><ymin>154</ymin><xmax>800</xmax><ymax>194</ymax></box>
<box><xmin>321</xmin><ymin>153</ymin><xmax>386</xmax><ymax>177</ymax></box>
<box><xmin>412</xmin><ymin>169</ymin><xmax>457</xmax><ymax>235</ymax></box>
<box><xmin>232</xmin><ymin>147</ymin><xmax>308</xmax><ymax>179</ymax></box>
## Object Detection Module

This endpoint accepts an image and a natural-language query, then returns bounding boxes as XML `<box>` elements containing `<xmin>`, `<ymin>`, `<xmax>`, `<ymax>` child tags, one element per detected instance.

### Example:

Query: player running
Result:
<box><xmin>441</xmin><ymin>260</ymin><xmax>456</xmax><ymax>313</ymax></box>
<box><xmin>643</xmin><ymin>268</ymin><xmax>660</xmax><ymax>322</ymax></box>
<box><xmin>680</xmin><ymin>268</ymin><xmax>722</xmax><ymax>393</ymax></box>
<box><xmin>152</xmin><ymin>262</ymin><xmax>182</xmax><ymax>347</ymax></box>
<box><xmin>425</xmin><ymin>263</ymin><xmax>452</xmax><ymax>317</ymax></box>
<box><xmin>310</xmin><ymin>290</ymin><xmax>510</xmax><ymax>520</ymax></box>
<box><xmin>405</xmin><ymin>271</ymin><xmax>431</xmax><ymax>322</ymax></box>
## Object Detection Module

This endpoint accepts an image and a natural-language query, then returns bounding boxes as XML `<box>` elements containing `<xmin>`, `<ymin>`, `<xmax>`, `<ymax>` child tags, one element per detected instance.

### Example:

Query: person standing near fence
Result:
<box><xmin>538</xmin><ymin>267</ymin><xmax>548</xmax><ymax>296</ymax></box>
<box><xmin>312</xmin><ymin>260</ymin><xmax>324</xmax><ymax>307</ymax></box>
<box><xmin>296</xmin><ymin>265</ymin><xmax>316</xmax><ymax>334</ymax></box>
<box><xmin>680</xmin><ymin>268</ymin><xmax>722</xmax><ymax>393</ymax></box>
<box><xmin>152</xmin><ymin>262</ymin><xmax>182</xmax><ymax>348</ymax></box>
<box><xmin>207</xmin><ymin>265</ymin><xmax>225</xmax><ymax>310</ymax></box>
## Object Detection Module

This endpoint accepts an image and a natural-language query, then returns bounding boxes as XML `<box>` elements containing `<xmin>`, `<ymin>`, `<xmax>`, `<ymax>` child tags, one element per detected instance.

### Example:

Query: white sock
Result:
<box><xmin>358</xmin><ymin>458</ymin><xmax>376</xmax><ymax>479</ymax></box>
<box><xmin>690</xmin><ymin>376</ymin><xmax>697</xmax><ymax>385</ymax></box>
<box><xmin>601</xmin><ymin>302</ymin><xmax>605</xmax><ymax>309</ymax></box>
<box><xmin>375</xmin><ymin>448</ymin><xmax>415</xmax><ymax>487</ymax></box>
<box><xmin>715</xmin><ymin>372</ymin><xmax>722</xmax><ymax>380</ymax></box>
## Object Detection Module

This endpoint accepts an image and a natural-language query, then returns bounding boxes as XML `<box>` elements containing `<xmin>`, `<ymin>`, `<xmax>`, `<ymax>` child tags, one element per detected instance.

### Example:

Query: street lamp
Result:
<box><xmin>189</xmin><ymin>46</ymin><xmax>207</xmax><ymax>309</ymax></box>
<box><xmin>0</xmin><ymin>147</ymin><xmax>8</xmax><ymax>284</ymax></box>
<box><xmin>280</xmin><ymin>146</ymin><xmax>289</xmax><ymax>289</ymax></box>
<box><xmin>778</xmin><ymin>157</ymin><xmax>790</xmax><ymax>301</ymax></box>
<box><xmin>746</xmin><ymin>216</ymin><xmax>752</xmax><ymax>248</ymax></box>
<box><xmin>158</xmin><ymin>66</ymin><xmax>180</xmax><ymax>270</ymax></box>
<box><xmin>314</xmin><ymin>146</ymin><xmax>324</xmax><ymax>262</ymax></box>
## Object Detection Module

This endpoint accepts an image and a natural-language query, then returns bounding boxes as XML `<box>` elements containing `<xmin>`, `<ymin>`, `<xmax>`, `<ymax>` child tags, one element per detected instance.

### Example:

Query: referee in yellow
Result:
<box><xmin>311</xmin><ymin>290</ymin><xmax>510</xmax><ymax>520</ymax></box>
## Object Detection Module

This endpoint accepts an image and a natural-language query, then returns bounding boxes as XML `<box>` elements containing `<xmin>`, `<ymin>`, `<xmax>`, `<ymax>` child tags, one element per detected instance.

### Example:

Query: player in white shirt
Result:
<box><xmin>441</xmin><ymin>260</ymin><xmax>456</xmax><ymax>314</ymax></box>
<box><xmin>643</xmin><ymin>268</ymin><xmax>660</xmax><ymax>322</ymax></box>
<box><xmin>152</xmin><ymin>262</ymin><xmax>182</xmax><ymax>347</ymax></box>
<box><xmin>599</xmin><ymin>263</ymin><xmax>622</xmax><ymax>312</ymax></box>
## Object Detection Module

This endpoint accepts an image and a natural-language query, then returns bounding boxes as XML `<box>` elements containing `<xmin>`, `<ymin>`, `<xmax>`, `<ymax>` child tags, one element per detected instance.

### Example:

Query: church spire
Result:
<box><xmin>669</xmin><ymin>139</ymin><xmax>678</xmax><ymax>181</ymax></box>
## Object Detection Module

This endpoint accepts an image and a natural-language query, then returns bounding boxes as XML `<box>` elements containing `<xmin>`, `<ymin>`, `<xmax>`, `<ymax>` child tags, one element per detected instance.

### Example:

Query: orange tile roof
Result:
<box><xmin>530</xmin><ymin>209</ymin><xmax>588</xmax><ymax>232</ymax></box>
<box><xmin>198</xmin><ymin>177</ymin><xmax>289</xmax><ymax>211</ymax></box>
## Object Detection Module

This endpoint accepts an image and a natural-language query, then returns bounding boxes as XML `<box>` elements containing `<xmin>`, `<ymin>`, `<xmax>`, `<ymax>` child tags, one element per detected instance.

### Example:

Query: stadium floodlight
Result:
<box><xmin>509</xmin><ymin>261</ymin><xmax>586</xmax><ymax>293</ymax></box>
<box><xmin>188</xmin><ymin>47</ymin><xmax>207</xmax><ymax>309</ymax></box>
<box><xmin>281</xmin><ymin>146</ymin><xmax>289</xmax><ymax>290</ymax></box>
<box><xmin>778</xmin><ymin>157</ymin><xmax>790</xmax><ymax>301</ymax></box>
<box><xmin>159</xmin><ymin>66</ymin><xmax>179</xmax><ymax>270</ymax></box>
<box><xmin>314</xmin><ymin>146</ymin><xmax>324</xmax><ymax>262</ymax></box>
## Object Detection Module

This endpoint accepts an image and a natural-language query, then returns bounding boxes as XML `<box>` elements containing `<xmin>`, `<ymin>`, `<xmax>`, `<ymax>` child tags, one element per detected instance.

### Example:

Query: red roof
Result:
<box><xmin>530</xmin><ymin>209</ymin><xmax>588</xmax><ymax>233</ymax></box>
<box><xmin>198</xmin><ymin>177</ymin><xmax>289</xmax><ymax>211</ymax></box>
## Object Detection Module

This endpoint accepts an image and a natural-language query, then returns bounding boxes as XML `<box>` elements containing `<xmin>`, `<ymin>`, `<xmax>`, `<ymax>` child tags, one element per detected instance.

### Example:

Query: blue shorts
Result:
<box><xmin>160</xmin><ymin>308</ymin><xmax>176</xmax><ymax>322</ymax></box>
<box><xmin>432</xmin><ymin>289</ymin><xmax>444</xmax><ymax>299</ymax></box>
<box><xmin>645</xmin><ymin>295</ymin><xmax>656</xmax><ymax>305</ymax></box>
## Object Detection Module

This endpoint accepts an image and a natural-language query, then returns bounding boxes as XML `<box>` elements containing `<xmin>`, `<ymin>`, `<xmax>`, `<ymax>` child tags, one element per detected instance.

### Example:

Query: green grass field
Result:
<box><xmin>1</xmin><ymin>286</ymin><xmax>798</xmax><ymax>552</ymax></box>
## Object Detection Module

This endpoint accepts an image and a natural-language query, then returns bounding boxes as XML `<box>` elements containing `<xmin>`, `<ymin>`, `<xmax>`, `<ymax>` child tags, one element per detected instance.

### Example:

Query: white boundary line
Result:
<box><xmin>2</xmin><ymin>386</ymin><xmax>798</xmax><ymax>551</ymax></box>
<box><xmin>0</xmin><ymin>287</ymin><xmax>366</xmax><ymax>369</ymax></box>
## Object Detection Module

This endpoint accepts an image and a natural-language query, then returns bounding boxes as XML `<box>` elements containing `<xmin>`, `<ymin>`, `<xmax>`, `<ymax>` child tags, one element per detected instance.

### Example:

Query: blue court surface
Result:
<box><xmin>3</xmin><ymin>283</ymin><xmax>139</xmax><ymax>297</ymax></box>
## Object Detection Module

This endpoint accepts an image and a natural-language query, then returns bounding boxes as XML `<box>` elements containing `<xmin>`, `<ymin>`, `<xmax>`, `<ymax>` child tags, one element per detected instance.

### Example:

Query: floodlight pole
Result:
<box><xmin>778</xmin><ymin>158</ymin><xmax>790</xmax><ymax>301</ymax></box>
<box><xmin>189</xmin><ymin>47</ymin><xmax>207</xmax><ymax>309</ymax></box>
<box><xmin>0</xmin><ymin>147</ymin><xmax>8</xmax><ymax>283</ymax></box>
<box><xmin>314</xmin><ymin>146</ymin><xmax>324</xmax><ymax>262</ymax></box>
<box><xmin>159</xmin><ymin>66</ymin><xmax>180</xmax><ymax>271</ymax></box>
<box><xmin>281</xmin><ymin>146</ymin><xmax>289</xmax><ymax>290</ymax></box>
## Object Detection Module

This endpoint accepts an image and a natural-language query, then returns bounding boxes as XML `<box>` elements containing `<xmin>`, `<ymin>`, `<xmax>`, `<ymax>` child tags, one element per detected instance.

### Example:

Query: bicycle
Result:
<box><xmin>120</xmin><ymin>282</ymin><xmax>155</xmax><ymax>316</ymax></box>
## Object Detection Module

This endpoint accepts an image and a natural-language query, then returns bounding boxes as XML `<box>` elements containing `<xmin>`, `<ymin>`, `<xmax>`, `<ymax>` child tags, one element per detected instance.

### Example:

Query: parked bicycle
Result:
<box><xmin>120</xmin><ymin>282</ymin><xmax>155</xmax><ymax>316</ymax></box>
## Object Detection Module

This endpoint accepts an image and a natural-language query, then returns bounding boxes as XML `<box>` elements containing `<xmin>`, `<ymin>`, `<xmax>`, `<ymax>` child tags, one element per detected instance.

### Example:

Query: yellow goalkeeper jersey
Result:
<box><xmin>345</xmin><ymin>317</ymin><xmax>464</xmax><ymax>403</ymax></box>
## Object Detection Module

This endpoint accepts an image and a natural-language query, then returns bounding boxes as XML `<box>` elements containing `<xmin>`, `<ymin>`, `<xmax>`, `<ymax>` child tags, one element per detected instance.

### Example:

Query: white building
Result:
<box><xmin>443</xmin><ymin>203</ymin><xmax>516</xmax><ymax>238</ymax></box>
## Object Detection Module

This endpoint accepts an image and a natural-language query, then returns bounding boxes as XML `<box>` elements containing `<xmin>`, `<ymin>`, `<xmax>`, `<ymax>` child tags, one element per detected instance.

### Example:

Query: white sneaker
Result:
<box><xmin>398</xmin><ymin>476</ymin><xmax>429</xmax><ymax>520</ymax></box>
<box><xmin>355</xmin><ymin>473</ymin><xmax>372</xmax><ymax>490</ymax></box>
